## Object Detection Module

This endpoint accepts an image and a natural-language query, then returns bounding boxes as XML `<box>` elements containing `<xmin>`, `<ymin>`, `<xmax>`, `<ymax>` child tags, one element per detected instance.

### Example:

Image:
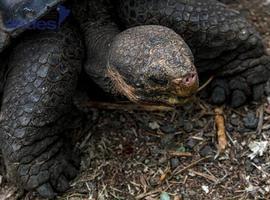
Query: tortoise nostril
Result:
<box><xmin>182</xmin><ymin>73</ymin><xmax>197</xmax><ymax>86</ymax></box>
<box><xmin>172</xmin><ymin>73</ymin><xmax>198</xmax><ymax>88</ymax></box>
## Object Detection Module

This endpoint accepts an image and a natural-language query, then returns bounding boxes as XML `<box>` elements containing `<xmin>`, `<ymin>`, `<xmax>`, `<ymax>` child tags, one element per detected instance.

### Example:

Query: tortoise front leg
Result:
<box><xmin>0</xmin><ymin>23</ymin><xmax>83</xmax><ymax>198</ymax></box>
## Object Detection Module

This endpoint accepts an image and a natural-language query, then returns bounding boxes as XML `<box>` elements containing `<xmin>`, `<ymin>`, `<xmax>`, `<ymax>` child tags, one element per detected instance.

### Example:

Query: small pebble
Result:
<box><xmin>238</xmin><ymin>127</ymin><xmax>252</xmax><ymax>134</ymax></box>
<box><xmin>161</xmin><ymin>134</ymin><xmax>175</xmax><ymax>147</ymax></box>
<box><xmin>202</xmin><ymin>185</ymin><xmax>209</xmax><ymax>194</ymax></box>
<box><xmin>226</xmin><ymin>124</ymin><xmax>234</xmax><ymax>132</ymax></box>
<box><xmin>230</xmin><ymin>115</ymin><xmax>240</xmax><ymax>127</ymax></box>
<box><xmin>200</xmin><ymin>145</ymin><xmax>214</xmax><ymax>157</ymax></box>
<box><xmin>160</xmin><ymin>192</ymin><xmax>170</xmax><ymax>200</ymax></box>
<box><xmin>170</xmin><ymin>158</ymin><xmax>180</xmax><ymax>169</ymax></box>
<box><xmin>183</xmin><ymin>121</ymin><xmax>193</xmax><ymax>133</ymax></box>
<box><xmin>160</xmin><ymin>124</ymin><xmax>176</xmax><ymax>133</ymax></box>
<box><xmin>149</xmin><ymin>176</ymin><xmax>159</xmax><ymax>186</ymax></box>
<box><xmin>144</xmin><ymin>159</ymin><xmax>150</xmax><ymax>165</ymax></box>
<box><xmin>149</xmin><ymin>121</ymin><xmax>160</xmax><ymax>130</ymax></box>
<box><xmin>243</xmin><ymin>113</ymin><xmax>258</xmax><ymax>129</ymax></box>
<box><xmin>186</xmin><ymin>138</ymin><xmax>198</xmax><ymax>149</ymax></box>
<box><xmin>253</xmin><ymin>158</ymin><xmax>260</xmax><ymax>164</ymax></box>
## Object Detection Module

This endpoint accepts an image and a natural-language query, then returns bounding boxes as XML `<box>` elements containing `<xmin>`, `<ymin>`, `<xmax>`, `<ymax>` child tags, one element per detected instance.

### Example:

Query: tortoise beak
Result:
<box><xmin>171</xmin><ymin>72</ymin><xmax>199</xmax><ymax>97</ymax></box>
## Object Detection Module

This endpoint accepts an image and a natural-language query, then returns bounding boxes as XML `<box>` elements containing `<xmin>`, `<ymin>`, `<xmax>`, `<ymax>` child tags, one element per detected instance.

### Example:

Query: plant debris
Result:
<box><xmin>248</xmin><ymin>141</ymin><xmax>268</xmax><ymax>160</ymax></box>
<box><xmin>214</xmin><ymin>107</ymin><xmax>227</xmax><ymax>152</ymax></box>
<box><xmin>1</xmin><ymin>0</ymin><xmax>270</xmax><ymax>199</ymax></box>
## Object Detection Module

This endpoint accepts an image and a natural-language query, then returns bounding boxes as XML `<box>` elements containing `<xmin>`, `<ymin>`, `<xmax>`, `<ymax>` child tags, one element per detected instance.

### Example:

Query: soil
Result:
<box><xmin>1</xmin><ymin>0</ymin><xmax>270</xmax><ymax>199</ymax></box>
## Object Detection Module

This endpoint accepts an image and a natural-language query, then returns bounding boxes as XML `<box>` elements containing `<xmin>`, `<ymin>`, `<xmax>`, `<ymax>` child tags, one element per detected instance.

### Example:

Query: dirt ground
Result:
<box><xmin>1</xmin><ymin>0</ymin><xmax>270</xmax><ymax>199</ymax></box>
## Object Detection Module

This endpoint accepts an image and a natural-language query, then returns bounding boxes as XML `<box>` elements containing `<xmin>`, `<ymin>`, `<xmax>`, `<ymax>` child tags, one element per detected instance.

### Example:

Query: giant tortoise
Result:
<box><xmin>0</xmin><ymin>0</ymin><xmax>269</xmax><ymax>198</ymax></box>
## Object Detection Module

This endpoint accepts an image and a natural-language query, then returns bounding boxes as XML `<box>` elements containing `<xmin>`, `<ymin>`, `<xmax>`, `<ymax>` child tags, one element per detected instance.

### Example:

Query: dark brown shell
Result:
<box><xmin>0</xmin><ymin>0</ymin><xmax>64</xmax><ymax>52</ymax></box>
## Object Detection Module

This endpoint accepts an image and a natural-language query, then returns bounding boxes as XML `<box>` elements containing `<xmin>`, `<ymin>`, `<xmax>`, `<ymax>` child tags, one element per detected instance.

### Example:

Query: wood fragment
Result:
<box><xmin>160</xmin><ymin>168</ymin><xmax>171</xmax><ymax>183</ymax></box>
<box><xmin>188</xmin><ymin>169</ymin><xmax>218</xmax><ymax>183</ymax></box>
<box><xmin>79</xmin><ymin>131</ymin><xmax>93</xmax><ymax>150</ymax></box>
<box><xmin>214</xmin><ymin>107</ymin><xmax>227</xmax><ymax>152</ymax></box>
<box><xmin>172</xmin><ymin>156</ymin><xmax>211</xmax><ymax>176</ymax></box>
<box><xmin>81</xmin><ymin>101</ymin><xmax>174</xmax><ymax>112</ymax></box>
<box><xmin>135</xmin><ymin>189</ymin><xmax>162</xmax><ymax>200</ymax></box>
<box><xmin>167</xmin><ymin>151</ymin><xmax>193</xmax><ymax>157</ymax></box>
<box><xmin>159</xmin><ymin>173</ymin><xmax>167</xmax><ymax>182</ymax></box>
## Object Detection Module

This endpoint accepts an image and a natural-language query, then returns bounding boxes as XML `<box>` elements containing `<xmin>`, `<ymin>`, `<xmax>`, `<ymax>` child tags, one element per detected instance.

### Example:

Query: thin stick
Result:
<box><xmin>135</xmin><ymin>188</ymin><xmax>162</xmax><ymax>200</ymax></box>
<box><xmin>82</xmin><ymin>101</ymin><xmax>174</xmax><ymax>112</ymax></box>
<box><xmin>189</xmin><ymin>169</ymin><xmax>218</xmax><ymax>183</ymax></box>
<box><xmin>168</xmin><ymin>151</ymin><xmax>193</xmax><ymax>157</ymax></box>
<box><xmin>197</xmin><ymin>76</ymin><xmax>214</xmax><ymax>92</ymax></box>
<box><xmin>172</xmin><ymin>156</ymin><xmax>211</xmax><ymax>176</ymax></box>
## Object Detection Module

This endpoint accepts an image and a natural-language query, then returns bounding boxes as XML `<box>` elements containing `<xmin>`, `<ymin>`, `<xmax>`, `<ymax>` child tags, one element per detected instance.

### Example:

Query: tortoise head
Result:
<box><xmin>107</xmin><ymin>25</ymin><xmax>199</xmax><ymax>106</ymax></box>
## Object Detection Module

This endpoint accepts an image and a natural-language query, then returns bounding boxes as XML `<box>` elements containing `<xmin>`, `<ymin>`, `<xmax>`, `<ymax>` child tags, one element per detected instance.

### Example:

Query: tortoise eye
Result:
<box><xmin>149</xmin><ymin>76</ymin><xmax>168</xmax><ymax>85</ymax></box>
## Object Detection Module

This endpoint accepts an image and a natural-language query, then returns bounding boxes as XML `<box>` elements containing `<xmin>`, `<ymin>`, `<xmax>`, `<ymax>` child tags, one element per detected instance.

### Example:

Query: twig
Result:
<box><xmin>251</xmin><ymin>162</ymin><xmax>270</xmax><ymax>177</ymax></box>
<box><xmin>167</xmin><ymin>151</ymin><xmax>193</xmax><ymax>157</ymax></box>
<box><xmin>81</xmin><ymin>101</ymin><xmax>174</xmax><ymax>112</ymax></box>
<box><xmin>262</xmin><ymin>124</ymin><xmax>270</xmax><ymax>130</ymax></box>
<box><xmin>135</xmin><ymin>188</ymin><xmax>162</xmax><ymax>199</ymax></box>
<box><xmin>79</xmin><ymin>131</ymin><xmax>93</xmax><ymax>150</ymax></box>
<box><xmin>188</xmin><ymin>169</ymin><xmax>218</xmax><ymax>183</ymax></box>
<box><xmin>197</xmin><ymin>76</ymin><xmax>214</xmax><ymax>92</ymax></box>
<box><xmin>215</xmin><ymin>107</ymin><xmax>227</xmax><ymax>152</ymax></box>
<box><xmin>160</xmin><ymin>167</ymin><xmax>171</xmax><ymax>183</ymax></box>
<box><xmin>172</xmin><ymin>156</ymin><xmax>211</xmax><ymax>176</ymax></box>
<box><xmin>225</xmin><ymin>131</ymin><xmax>236</xmax><ymax>147</ymax></box>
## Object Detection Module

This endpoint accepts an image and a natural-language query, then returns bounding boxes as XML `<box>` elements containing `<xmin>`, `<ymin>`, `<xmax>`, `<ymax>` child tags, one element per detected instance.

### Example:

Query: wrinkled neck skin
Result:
<box><xmin>72</xmin><ymin>0</ymin><xmax>120</xmax><ymax>95</ymax></box>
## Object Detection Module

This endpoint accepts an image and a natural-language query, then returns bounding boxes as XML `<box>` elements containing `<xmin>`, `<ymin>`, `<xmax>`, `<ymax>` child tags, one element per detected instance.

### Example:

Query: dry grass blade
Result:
<box><xmin>188</xmin><ymin>169</ymin><xmax>218</xmax><ymax>183</ymax></box>
<box><xmin>172</xmin><ymin>156</ymin><xmax>212</xmax><ymax>176</ymax></box>
<box><xmin>135</xmin><ymin>188</ymin><xmax>162</xmax><ymax>200</ymax></box>
<box><xmin>197</xmin><ymin>76</ymin><xmax>214</xmax><ymax>92</ymax></box>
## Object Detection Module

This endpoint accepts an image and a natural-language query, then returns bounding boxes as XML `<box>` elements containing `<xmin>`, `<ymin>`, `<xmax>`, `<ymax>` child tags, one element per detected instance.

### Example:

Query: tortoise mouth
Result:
<box><xmin>107</xmin><ymin>67</ymin><xmax>199</xmax><ymax>106</ymax></box>
<box><xmin>171</xmin><ymin>72</ymin><xmax>199</xmax><ymax>97</ymax></box>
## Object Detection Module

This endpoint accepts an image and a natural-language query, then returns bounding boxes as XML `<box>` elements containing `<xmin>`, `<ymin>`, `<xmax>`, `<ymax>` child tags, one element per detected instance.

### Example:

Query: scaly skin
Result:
<box><xmin>72</xmin><ymin>0</ymin><xmax>120</xmax><ymax>94</ymax></box>
<box><xmin>115</xmin><ymin>0</ymin><xmax>270</xmax><ymax>107</ymax></box>
<box><xmin>73</xmin><ymin>0</ymin><xmax>198</xmax><ymax>106</ymax></box>
<box><xmin>108</xmin><ymin>25</ymin><xmax>199</xmax><ymax>105</ymax></box>
<box><xmin>0</xmin><ymin>23</ymin><xmax>83</xmax><ymax>198</ymax></box>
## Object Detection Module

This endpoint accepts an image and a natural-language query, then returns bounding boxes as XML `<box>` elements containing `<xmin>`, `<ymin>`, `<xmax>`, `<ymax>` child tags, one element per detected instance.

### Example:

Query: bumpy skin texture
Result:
<box><xmin>73</xmin><ymin>0</ymin><xmax>198</xmax><ymax>106</ymax></box>
<box><xmin>0</xmin><ymin>23</ymin><xmax>83</xmax><ymax>198</ymax></box>
<box><xmin>72</xmin><ymin>0</ymin><xmax>119</xmax><ymax>94</ymax></box>
<box><xmin>115</xmin><ymin>0</ymin><xmax>270</xmax><ymax>107</ymax></box>
<box><xmin>109</xmin><ymin>25</ymin><xmax>198</xmax><ymax>105</ymax></box>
